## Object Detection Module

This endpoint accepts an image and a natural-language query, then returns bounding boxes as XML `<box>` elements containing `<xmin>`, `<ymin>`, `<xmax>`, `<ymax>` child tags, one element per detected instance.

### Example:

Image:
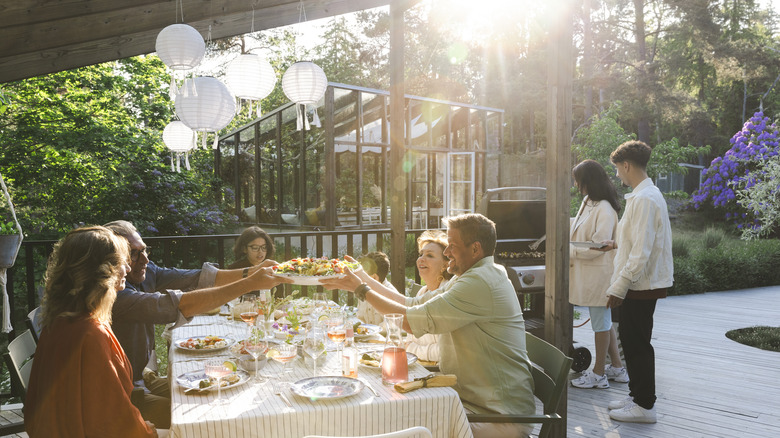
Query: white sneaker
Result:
<box><xmin>608</xmin><ymin>396</ymin><xmax>634</xmax><ymax>410</ymax></box>
<box><xmin>605</xmin><ymin>365</ymin><xmax>630</xmax><ymax>383</ymax></box>
<box><xmin>571</xmin><ymin>370</ymin><xmax>609</xmax><ymax>389</ymax></box>
<box><xmin>609</xmin><ymin>401</ymin><xmax>657</xmax><ymax>423</ymax></box>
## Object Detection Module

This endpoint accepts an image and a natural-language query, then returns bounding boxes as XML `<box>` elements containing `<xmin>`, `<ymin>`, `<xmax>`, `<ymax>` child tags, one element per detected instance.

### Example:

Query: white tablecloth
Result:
<box><xmin>168</xmin><ymin>315</ymin><xmax>473</xmax><ymax>438</ymax></box>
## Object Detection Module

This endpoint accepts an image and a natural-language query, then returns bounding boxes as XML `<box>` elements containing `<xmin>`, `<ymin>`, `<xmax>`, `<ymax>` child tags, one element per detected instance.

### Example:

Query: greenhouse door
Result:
<box><xmin>447</xmin><ymin>152</ymin><xmax>475</xmax><ymax>217</ymax></box>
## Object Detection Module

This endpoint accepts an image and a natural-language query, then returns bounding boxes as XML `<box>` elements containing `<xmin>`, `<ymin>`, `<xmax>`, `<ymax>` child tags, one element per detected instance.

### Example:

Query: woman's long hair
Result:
<box><xmin>572</xmin><ymin>159</ymin><xmax>621</xmax><ymax>213</ymax></box>
<box><xmin>40</xmin><ymin>226</ymin><xmax>130</xmax><ymax>328</ymax></box>
<box><xmin>233</xmin><ymin>226</ymin><xmax>275</xmax><ymax>261</ymax></box>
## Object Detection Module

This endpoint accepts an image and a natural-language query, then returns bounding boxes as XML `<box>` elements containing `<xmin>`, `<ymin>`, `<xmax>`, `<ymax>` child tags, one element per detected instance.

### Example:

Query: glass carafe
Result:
<box><xmin>381</xmin><ymin>313</ymin><xmax>408</xmax><ymax>385</ymax></box>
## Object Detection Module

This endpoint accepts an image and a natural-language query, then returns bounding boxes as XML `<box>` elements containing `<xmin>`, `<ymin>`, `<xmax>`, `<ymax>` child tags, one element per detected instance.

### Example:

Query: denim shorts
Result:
<box><xmin>589</xmin><ymin>306</ymin><xmax>612</xmax><ymax>332</ymax></box>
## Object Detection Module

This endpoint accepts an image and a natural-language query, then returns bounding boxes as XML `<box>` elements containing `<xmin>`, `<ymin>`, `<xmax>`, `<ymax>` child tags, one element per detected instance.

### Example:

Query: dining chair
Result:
<box><xmin>303</xmin><ymin>426</ymin><xmax>433</xmax><ymax>438</ymax></box>
<box><xmin>26</xmin><ymin>306</ymin><xmax>42</xmax><ymax>343</ymax></box>
<box><xmin>3</xmin><ymin>328</ymin><xmax>36</xmax><ymax>401</ymax></box>
<box><xmin>466</xmin><ymin>333</ymin><xmax>573</xmax><ymax>438</ymax></box>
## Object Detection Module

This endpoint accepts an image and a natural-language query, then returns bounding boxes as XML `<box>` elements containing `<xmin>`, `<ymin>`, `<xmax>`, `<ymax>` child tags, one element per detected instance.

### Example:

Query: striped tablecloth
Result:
<box><xmin>168</xmin><ymin>315</ymin><xmax>473</xmax><ymax>438</ymax></box>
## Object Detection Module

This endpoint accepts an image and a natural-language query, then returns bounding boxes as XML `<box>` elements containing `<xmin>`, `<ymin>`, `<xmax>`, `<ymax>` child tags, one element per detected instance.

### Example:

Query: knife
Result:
<box><xmin>360</xmin><ymin>378</ymin><xmax>380</xmax><ymax>397</ymax></box>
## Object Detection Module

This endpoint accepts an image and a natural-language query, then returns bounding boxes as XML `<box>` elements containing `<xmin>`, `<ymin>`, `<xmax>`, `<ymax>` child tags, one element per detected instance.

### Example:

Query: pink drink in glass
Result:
<box><xmin>381</xmin><ymin>347</ymin><xmax>408</xmax><ymax>385</ymax></box>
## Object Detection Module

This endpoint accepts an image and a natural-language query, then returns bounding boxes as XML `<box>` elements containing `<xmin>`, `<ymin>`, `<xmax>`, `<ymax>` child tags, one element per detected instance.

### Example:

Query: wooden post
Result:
<box><xmin>545</xmin><ymin>0</ymin><xmax>574</xmax><ymax>436</ymax></box>
<box><xmin>389</xmin><ymin>0</ymin><xmax>406</xmax><ymax>292</ymax></box>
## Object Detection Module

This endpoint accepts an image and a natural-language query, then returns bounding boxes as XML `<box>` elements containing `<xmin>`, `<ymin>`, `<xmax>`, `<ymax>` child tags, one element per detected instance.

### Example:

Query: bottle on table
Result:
<box><xmin>381</xmin><ymin>313</ymin><xmax>408</xmax><ymax>385</ymax></box>
<box><xmin>342</xmin><ymin>326</ymin><xmax>358</xmax><ymax>378</ymax></box>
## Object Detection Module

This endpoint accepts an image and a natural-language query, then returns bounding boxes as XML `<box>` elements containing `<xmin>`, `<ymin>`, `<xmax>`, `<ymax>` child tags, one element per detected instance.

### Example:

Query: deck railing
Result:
<box><xmin>1</xmin><ymin>228</ymin><xmax>426</xmax><ymax>400</ymax></box>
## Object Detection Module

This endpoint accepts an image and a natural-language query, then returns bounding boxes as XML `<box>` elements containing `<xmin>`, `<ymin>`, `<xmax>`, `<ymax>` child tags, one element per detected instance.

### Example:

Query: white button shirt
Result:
<box><xmin>607</xmin><ymin>178</ymin><xmax>674</xmax><ymax>299</ymax></box>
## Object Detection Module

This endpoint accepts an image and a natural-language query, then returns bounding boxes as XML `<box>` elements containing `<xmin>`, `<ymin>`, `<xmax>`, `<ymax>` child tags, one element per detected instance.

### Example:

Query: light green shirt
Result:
<box><xmin>406</xmin><ymin>256</ymin><xmax>535</xmax><ymax>416</ymax></box>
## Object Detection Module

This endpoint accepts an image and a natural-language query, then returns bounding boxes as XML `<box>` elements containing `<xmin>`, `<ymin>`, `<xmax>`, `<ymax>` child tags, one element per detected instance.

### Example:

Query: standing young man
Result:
<box><xmin>598</xmin><ymin>140</ymin><xmax>674</xmax><ymax>423</ymax></box>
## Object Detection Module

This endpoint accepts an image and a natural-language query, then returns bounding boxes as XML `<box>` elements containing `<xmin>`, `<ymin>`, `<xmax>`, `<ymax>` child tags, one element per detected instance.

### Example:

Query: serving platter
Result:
<box><xmin>290</xmin><ymin>376</ymin><xmax>364</xmax><ymax>399</ymax></box>
<box><xmin>174</xmin><ymin>336</ymin><xmax>234</xmax><ymax>352</ymax></box>
<box><xmin>273</xmin><ymin>273</ymin><xmax>345</xmax><ymax>286</ymax></box>
<box><xmin>176</xmin><ymin>370</ymin><xmax>249</xmax><ymax>392</ymax></box>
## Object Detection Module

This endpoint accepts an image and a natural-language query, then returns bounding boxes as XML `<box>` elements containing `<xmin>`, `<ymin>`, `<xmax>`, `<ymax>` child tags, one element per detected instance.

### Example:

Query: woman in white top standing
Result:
<box><xmin>403</xmin><ymin>230</ymin><xmax>453</xmax><ymax>362</ymax></box>
<box><xmin>569</xmin><ymin>159</ymin><xmax>629</xmax><ymax>389</ymax></box>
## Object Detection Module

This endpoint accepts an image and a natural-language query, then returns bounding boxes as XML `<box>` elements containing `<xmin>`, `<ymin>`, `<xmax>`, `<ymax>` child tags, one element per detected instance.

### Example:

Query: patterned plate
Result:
<box><xmin>176</xmin><ymin>369</ymin><xmax>250</xmax><ymax>392</ymax></box>
<box><xmin>290</xmin><ymin>376</ymin><xmax>364</xmax><ymax>399</ymax></box>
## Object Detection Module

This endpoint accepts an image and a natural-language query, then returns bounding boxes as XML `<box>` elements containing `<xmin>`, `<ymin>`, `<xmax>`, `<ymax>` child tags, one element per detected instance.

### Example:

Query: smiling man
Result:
<box><xmin>103</xmin><ymin>220</ymin><xmax>290</xmax><ymax>429</ymax></box>
<box><xmin>321</xmin><ymin>213</ymin><xmax>535</xmax><ymax>437</ymax></box>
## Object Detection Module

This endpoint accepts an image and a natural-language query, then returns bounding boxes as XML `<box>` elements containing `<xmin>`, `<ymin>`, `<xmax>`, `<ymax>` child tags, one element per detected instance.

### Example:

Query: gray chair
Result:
<box><xmin>26</xmin><ymin>306</ymin><xmax>41</xmax><ymax>343</ymax></box>
<box><xmin>3</xmin><ymin>329</ymin><xmax>36</xmax><ymax>401</ymax></box>
<box><xmin>466</xmin><ymin>333</ymin><xmax>573</xmax><ymax>438</ymax></box>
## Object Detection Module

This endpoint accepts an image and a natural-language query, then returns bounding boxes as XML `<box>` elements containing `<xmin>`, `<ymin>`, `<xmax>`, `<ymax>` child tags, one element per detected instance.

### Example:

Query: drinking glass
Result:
<box><xmin>245</xmin><ymin>327</ymin><xmax>268</xmax><ymax>384</ymax></box>
<box><xmin>268</xmin><ymin>343</ymin><xmax>297</xmax><ymax>383</ymax></box>
<box><xmin>204</xmin><ymin>359</ymin><xmax>231</xmax><ymax>405</ymax></box>
<box><xmin>259</xmin><ymin>289</ymin><xmax>276</xmax><ymax>341</ymax></box>
<box><xmin>303</xmin><ymin>327</ymin><xmax>326</xmax><ymax>377</ymax></box>
<box><xmin>239</xmin><ymin>294</ymin><xmax>259</xmax><ymax>333</ymax></box>
<box><xmin>325</xmin><ymin>310</ymin><xmax>346</xmax><ymax>353</ymax></box>
<box><xmin>312</xmin><ymin>292</ymin><xmax>328</xmax><ymax>311</ymax></box>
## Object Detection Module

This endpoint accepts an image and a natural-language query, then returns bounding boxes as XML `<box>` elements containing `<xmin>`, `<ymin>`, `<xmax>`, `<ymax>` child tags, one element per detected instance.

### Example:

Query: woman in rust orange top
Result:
<box><xmin>25</xmin><ymin>226</ymin><xmax>159</xmax><ymax>437</ymax></box>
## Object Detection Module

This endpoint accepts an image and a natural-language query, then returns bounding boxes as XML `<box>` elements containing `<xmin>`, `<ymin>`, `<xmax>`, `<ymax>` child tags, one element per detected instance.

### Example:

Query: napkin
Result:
<box><xmin>394</xmin><ymin>374</ymin><xmax>457</xmax><ymax>393</ymax></box>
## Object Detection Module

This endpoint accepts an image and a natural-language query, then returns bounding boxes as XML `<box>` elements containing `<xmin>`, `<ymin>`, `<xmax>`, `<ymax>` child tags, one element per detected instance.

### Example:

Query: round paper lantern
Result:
<box><xmin>282</xmin><ymin>61</ymin><xmax>327</xmax><ymax>104</ymax></box>
<box><xmin>226</xmin><ymin>54</ymin><xmax>277</xmax><ymax>100</ymax></box>
<box><xmin>163</xmin><ymin>121</ymin><xmax>196</xmax><ymax>172</ymax></box>
<box><xmin>175</xmin><ymin>77</ymin><xmax>236</xmax><ymax>148</ymax></box>
<box><xmin>155</xmin><ymin>24</ymin><xmax>205</xmax><ymax>70</ymax></box>
<box><xmin>282</xmin><ymin>61</ymin><xmax>328</xmax><ymax>130</ymax></box>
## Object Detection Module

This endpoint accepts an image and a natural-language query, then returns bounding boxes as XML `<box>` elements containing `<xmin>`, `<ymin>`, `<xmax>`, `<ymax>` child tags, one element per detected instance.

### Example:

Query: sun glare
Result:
<box><xmin>429</xmin><ymin>0</ymin><xmax>538</xmax><ymax>44</ymax></box>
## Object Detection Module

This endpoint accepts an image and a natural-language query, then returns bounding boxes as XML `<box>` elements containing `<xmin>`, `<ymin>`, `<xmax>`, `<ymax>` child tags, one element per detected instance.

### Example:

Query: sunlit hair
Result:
<box><xmin>572</xmin><ymin>159</ymin><xmax>621</xmax><ymax>214</ymax></box>
<box><xmin>40</xmin><ymin>226</ymin><xmax>130</xmax><ymax>328</ymax></box>
<box><xmin>443</xmin><ymin>213</ymin><xmax>497</xmax><ymax>256</ymax></box>
<box><xmin>610</xmin><ymin>140</ymin><xmax>652</xmax><ymax>169</ymax></box>
<box><xmin>417</xmin><ymin>230</ymin><xmax>453</xmax><ymax>280</ymax></box>
<box><xmin>103</xmin><ymin>219</ymin><xmax>138</xmax><ymax>241</ymax></box>
<box><xmin>359</xmin><ymin>251</ymin><xmax>391</xmax><ymax>282</ymax></box>
<box><xmin>233</xmin><ymin>226</ymin><xmax>275</xmax><ymax>261</ymax></box>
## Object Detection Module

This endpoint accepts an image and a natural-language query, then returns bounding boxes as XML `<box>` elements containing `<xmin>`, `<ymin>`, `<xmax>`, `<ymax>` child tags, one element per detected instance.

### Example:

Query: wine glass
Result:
<box><xmin>239</xmin><ymin>294</ymin><xmax>259</xmax><ymax>334</ymax></box>
<box><xmin>303</xmin><ymin>327</ymin><xmax>326</xmax><ymax>377</ymax></box>
<box><xmin>325</xmin><ymin>310</ymin><xmax>346</xmax><ymax>353</ymax></box>
<box><xmin>244</xmin><ymin>327</ymin><xmax>268</xmax><ymax>384</ymax></box>
<box><xmin>268</xmin><ymin>342</ymin><xmax>297</xmax><ymax>383</ymax></box>
<box><xmin>204</xmin><ymin>359</ymin><xmax>231</xmax><ymax>405</ymax></box>
<box><xmin>259</xmin><ymin>290</ymin><xmax>276</xmax><ymax>341</ymax></box>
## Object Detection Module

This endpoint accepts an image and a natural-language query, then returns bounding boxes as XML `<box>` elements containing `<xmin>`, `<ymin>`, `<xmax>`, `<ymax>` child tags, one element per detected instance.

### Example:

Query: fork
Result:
<box><xmin>272</xmin><ymin>380</ymin><xmax>293</xmax><ymax>408</ymax></box>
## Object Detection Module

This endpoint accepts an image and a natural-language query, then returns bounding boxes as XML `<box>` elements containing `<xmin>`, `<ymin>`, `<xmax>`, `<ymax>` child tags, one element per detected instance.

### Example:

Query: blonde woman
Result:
<box><xmin>25</xmin><ymin>226</ymin><xmax>160</xmax><ymax>438</ymax></box>
<box><xmin>404</xmin><ymin>230</ymin><xmax>453</xmax><ymax>362</ymax></box>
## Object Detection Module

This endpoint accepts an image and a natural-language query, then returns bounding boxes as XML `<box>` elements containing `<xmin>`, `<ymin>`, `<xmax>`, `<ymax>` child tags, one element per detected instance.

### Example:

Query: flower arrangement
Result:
<box><xmin>693</xmin><ymin>111</ymin><xmax>780</xmax><ymax>230</ymax></box>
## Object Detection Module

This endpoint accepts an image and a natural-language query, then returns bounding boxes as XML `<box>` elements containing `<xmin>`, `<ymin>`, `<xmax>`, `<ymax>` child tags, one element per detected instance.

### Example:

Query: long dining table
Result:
<box><xmin>167</xmin><ymin>314</ymin><xmax>474</xmax><ymax>438</ymax></box>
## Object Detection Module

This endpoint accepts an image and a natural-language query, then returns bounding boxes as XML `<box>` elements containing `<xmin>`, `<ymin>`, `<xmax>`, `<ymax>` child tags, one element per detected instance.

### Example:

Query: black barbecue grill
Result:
<box><xmin>479</xmin><ymin>186</ymin><xmax>592</xmax><ymax>371</ymax></box>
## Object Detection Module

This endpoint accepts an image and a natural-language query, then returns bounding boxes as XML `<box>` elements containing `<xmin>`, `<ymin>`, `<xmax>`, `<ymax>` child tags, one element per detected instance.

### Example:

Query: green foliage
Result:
<box><xmin>735</xmin><ymin>152</ymin><xmax>780</xmax><ymax>240</ymax></box>
<box><xmin>726</xmin><ymin>326</ymin><xmax>780</xmax><ymax>352</ymax></box>
<box><xmin>702</xmin><ymin>227</ymin><xmax>725</xmax><ymax>249</ymax></box>
<box><xmin>0</xmin><ymin>221</ymin><xmax>18</xmax><ymax>235</ymax></box>
<box><xmin>671</xmin><ymin>236</ymin><xmax>691</xmax><ymax>258</ymax></box>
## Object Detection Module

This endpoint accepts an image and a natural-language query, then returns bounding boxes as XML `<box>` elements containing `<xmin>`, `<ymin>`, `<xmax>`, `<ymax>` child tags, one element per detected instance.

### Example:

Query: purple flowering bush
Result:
<box><xmin>692</xmin><ymin>112</ymin><xmax>780</xmax><ymax>231</ymax></box>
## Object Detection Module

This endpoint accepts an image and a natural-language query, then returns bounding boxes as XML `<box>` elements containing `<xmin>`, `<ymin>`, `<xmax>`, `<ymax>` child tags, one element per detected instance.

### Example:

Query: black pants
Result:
<box><xmin>618</xmin><ymin>297</ymin><xmax>657</xmax><ymax>410</ymax></box>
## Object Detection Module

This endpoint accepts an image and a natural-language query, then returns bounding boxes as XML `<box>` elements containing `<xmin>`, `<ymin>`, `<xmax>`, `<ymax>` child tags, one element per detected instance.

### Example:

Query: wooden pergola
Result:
<box><xmin>1</xmin><ymin>0</ymin><xmax>574</xmax><ymax>434</ymax></box>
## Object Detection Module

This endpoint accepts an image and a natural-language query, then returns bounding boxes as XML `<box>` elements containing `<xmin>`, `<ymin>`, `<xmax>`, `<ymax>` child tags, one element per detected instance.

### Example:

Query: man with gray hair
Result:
<box><xmin>104</xmin><ymin>220</ymin><xmax>290</xmax><ymax>429</ymax></box>
<box><xmin>322</xmin><ymin>213</ymin><xmax>535</xmax><ymax>437</ymax></box>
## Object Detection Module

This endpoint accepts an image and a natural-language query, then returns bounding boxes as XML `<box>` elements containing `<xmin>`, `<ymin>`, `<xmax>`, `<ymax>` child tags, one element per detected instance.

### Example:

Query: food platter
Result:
<box><xmin>358</xmin><ymin>350</ymin><xmax>418</xmax><ymax>368</ymax></box>
<box><xmin>229</xmin><ymin>338</ymin><xmax>280</xmax><ymax>357</ymax></box>
<box><xmin>273</xmin><ymin>273</ymin><xmax>344</xmax><ymax>286</ymax></box>
<box><xmin>570</xmin><ymin>241</ymin><xmax>607</xmax><ymax>249</ymax></box>
<box><xmin>353</xmin><ymin>323</ymin><xmax>381</xmax><ymax>339</ymax></box>
<box><xmin>174</xmin><ymin>336</ymin><xmax>233</xmax><ymax>352</ymax></box>
<box><xmin>176</xmin><ymin>370</ymin><xmax>250</xmax><ymax>392</ymax></box>
<box><xmin>290</xmin><ymin>376</ymin><xmax>364</xmax><ymax>400</ymax></box>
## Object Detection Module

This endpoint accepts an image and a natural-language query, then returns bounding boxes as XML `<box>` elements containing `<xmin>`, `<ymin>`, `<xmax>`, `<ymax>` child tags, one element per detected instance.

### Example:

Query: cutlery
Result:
<box><xmin>273</xmin><ymin>381</ymin><xmax>293</xmax><ymax>408</ymax></box>
<box><xmin>359</xmin><ymin>378</ymin><xmax>379</xmax><ymax>397</ymax></box>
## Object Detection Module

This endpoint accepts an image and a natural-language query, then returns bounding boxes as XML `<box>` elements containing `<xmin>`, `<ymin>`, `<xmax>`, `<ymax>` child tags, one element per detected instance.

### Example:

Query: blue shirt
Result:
<box><xmin>111</xmin><ymin>261</ymin><xmax>218</xmax><ymax>382</ymax></box>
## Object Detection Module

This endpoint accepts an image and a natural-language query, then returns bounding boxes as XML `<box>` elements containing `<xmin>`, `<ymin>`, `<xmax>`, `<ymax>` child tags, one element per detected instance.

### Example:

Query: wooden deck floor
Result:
<box><xmin>563</xmin><ymin>286</ymin><xmax>780</xmax><ymax>437</ymax></box>
<box><xmin>3</xmin><ymin>287</ymin><xmax>778</xmax><ymax>438</ymax></box>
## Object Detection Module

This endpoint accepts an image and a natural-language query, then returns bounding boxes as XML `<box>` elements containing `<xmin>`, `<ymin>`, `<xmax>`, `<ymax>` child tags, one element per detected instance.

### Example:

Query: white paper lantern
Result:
<box><xmin>226</xmin><ymin>54</ymin><xmax>277</xmax><ymax>114</ymax></box>
<box><xmin>163</xmin><ymin>121</ymin><xmax>196</xmax><ymax>172</ymax></box>
<box><xmin>155</xmin><ymin>24</ymin><xmax>206</xmax><ymax>70</ymax></box>
<box><xmin>282</xmin><ymin>61</ymin><xmax>328</xmax><ymax>130</ymax></box>
<box><xmin>175</xmin><ymin>77</ymin><xmax>236</xmax><ymax>149</ymax></box>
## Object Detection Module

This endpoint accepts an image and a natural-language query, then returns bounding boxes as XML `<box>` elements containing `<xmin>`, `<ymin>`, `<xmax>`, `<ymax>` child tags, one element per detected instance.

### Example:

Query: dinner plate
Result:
<box><xmin>174</xmin><ymin>336</ymin><xmax>234</xmax><ymax>352</ymax></box>
<box><xmin>176</xmin><ymin>369</ymin><xmax>250</xmax><ymax>392</ymax></box>
<box><xmin>274</xmin><ymin>273</ymin><xmax>345</xmax><ymax>286</ymax></box>
<box><xmin>570</xmin><ymin>241</ymin><xmax>607</xmax><ymax>249</ymax></box>
<box><xmin>290</xmin><ymin>376</ymin><xmax>364</xmax><ymax>399</ymax></box>
<box><xmin>353</xmin><ymin>324</ymin><xmax>381</xmax><ymax>339</ymax></box>
<box><xmin>358</xmin><ymin>350</ymin><xmax>418</xmax><ymax>368</ymax></box>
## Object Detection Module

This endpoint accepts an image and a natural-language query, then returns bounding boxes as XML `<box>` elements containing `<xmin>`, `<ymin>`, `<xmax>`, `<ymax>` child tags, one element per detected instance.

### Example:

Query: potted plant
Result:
<box><xmin>0</xmin><ymin>220</ymin><xmax>21</xmax><ymax>268</ymax></box>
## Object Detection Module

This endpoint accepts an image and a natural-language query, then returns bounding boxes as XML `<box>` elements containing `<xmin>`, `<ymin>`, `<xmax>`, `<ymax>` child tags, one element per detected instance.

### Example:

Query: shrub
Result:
<box><xmin>672</xmin><ymin>236</ymin><xmax>691</xmax><ymax>258</ymax></box>
<box><xmin>702</xmin><ymin>227</ymin><xmax>725</xmax><ymax>249</ymax></box>
<box><xmin>670</xmin><ymin>257</ymin><xmax>708</xmax><ymax>294</ymax></box>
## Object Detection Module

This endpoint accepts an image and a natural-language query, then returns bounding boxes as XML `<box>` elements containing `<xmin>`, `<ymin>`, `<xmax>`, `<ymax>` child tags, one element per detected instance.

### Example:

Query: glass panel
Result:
<box><xmin>470</xmin><ymin>109</ymin><xmax>485</xmax><ymax>150</ymax></box>
<box><xmin>361</xmin><ymin>145</ymin><xmax>385</xmax><ymax>224</ymax></box>
<box><xmin>408</xmin><ymin>99</ymin><xmax>429</xmax><ymax>148</ymax></box>
<box><xmin>258</xmin><ymin>116</ymin><xmax>278</xmax><ymax>223</ymax></box>
<box><xmin>304</xmin><ymin>129</ymin><xmax>326</xmax><ymax>226</ymax></box>
<box><xmin>450</xmin><ymin>182</ymin><xmax>471</xmax><ymax>212</ymax></box>
<box><xmin>429</xmin><ymin>103</ymin><xmax>449</xmax><ymax>149</ymax></box>
<box><xmin>334</xmin><ymin>88</ymin><xmax>359</xmax><ymax>142</ymax></box>
<box><xmin>280</xmin><ymin>105</ymin><xmax>301</xmax><ymax>224</ymax></box>
<box><xmin>335</xmin><ymin>144</ymin><xmax>358</xmax><ymax>226</ymax></box>
<box><xmin>451</xmin><ymin>106</ymin><xmax>468</xmax><ymax>150</ymax></box>
<box><xmin>486</xmin><ymin>111</ymin><xmax>501</xmax><ymax>152</ymax></box>
<box><xmin>429</xmin><ymin>153</ymin><xmax>447</xmax><ymax>228</ymax></box>
<box><xmin>450</xmin><ymin>154</ymin><xmax>472</xmax><ymax>182</ymax></box>
<box><xmin>361</xmin><ymin>92</ymin><xmax>387</xmax><ymax>145</ymax></box>
<box><xmin>238</xmin><ymin>128</ymin><xmax>256</xmax><ymax>220</ymax></box>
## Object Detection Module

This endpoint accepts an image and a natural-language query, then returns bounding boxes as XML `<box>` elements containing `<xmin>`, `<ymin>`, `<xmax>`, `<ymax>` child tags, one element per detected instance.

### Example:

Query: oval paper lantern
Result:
<box><xmin>282</xmin><ymin>61</ymin><xmax>327</xmax><ymax>104</ymax></box>
<box><xmin>155</xmin><ymin>24</ymin><xmax>206</xmax><ymax>70</ymax></box>
<box><xmin>163</xmin><ymin>121</ymin><xmax>195</xmax><ymax>152</ymax></box>
<box><xmin>226</xmin><ymin>54</ymin><xmax>277</xmax><ymax>100</ymax></box>
<box><xmin>282</xmin><ymin>61</ymin><xmax>327</xmax><ymax>130</ymax></box>
<box><xmin>175</xmin><ymin>77</ymin><xmax>236</xmax><ymax>148</ymax></box>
